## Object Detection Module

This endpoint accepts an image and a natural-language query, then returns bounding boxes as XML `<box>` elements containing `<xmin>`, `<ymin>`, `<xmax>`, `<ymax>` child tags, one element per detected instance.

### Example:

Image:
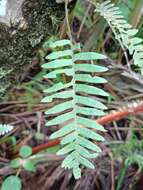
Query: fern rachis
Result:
<box><xmin>42</xmin><ymin>39</ymin><xmax>108</xmax><ymax>179</ymax></box>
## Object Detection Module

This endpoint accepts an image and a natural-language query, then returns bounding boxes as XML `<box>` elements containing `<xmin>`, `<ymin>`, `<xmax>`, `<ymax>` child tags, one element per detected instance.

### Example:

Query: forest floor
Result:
<box><xmin>0</xmin><ymin>59</ymin><xmax>143</xmax><ymax>190</ymax></box>
<box><xmin>1</xmin><ymin>1</ymin><xmax>143</xmax><ymax>189</ymax></box>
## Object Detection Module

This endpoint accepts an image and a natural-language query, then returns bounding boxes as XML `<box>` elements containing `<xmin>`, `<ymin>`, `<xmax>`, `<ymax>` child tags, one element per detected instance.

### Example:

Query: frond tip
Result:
<box><xmin>0</xmin><ymin>124</ymin><xmax>13</xmax><ymax>136</ymax></box>
<box><xmin>42</xmin><ymin>39</ymin><xmax>108</xmax><ymax>179</ymax></box>
<box><xmin>95</xmin><ymin>0</ymin><xmax>143</xmax><ymax>74</ymax></box>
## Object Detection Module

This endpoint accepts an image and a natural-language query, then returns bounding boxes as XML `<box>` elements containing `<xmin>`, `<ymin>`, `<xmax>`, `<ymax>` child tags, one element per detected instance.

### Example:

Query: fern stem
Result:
<box><xmin>108</xmin><ymin>23</ymin><xmax>131</xmax><ymax>69</ymax></box>
<box><xmin>65</xmin><ymin>1</ymin><xmax>79</xmax><ymax>149</ymax></box>
<box><xmin>77</xmin><ymin>4</ymin><xmax>91</xmax><ymax>39</ymax></box>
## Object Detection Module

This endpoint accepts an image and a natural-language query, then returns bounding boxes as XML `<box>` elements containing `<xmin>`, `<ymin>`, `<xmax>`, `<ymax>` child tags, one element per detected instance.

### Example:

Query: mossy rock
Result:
<box><xmin>0</xmin><ymin>0</ymin><xmax>75</xmax><ymax>98</ymax></box>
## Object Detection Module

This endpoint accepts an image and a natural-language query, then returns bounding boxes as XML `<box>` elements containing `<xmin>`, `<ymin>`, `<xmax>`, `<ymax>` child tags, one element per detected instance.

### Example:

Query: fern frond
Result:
<box><xmin>95</xmin><ymin>0</ymin><xmax>143</xmax><ymax>74</ymax></box>
<box><xmin>42</xmin><ymin>39</ymin><xmax>108</xmax><ymax>179</ymax></box>
<box><xmin>0</xmin><ymin>124</ymin><xmax>13</xmax><ymax>136</ymax></box>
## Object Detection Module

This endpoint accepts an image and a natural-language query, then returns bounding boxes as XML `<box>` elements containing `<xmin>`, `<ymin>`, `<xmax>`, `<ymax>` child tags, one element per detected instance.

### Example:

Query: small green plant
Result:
<box><xmin>0</xmin><ymin>124</ymin><xmax>13</xmax><ymax>136</ymax></box>
<box><xmin>1</xmin><ymin>176</ymin><xmax>22</xmax><ymax>190</ymax></box>
<box><xmin>1</xmin><ymin>145</ymin><xmax>35</xmax><ymax>190</ymax></box>
<box><xmin>112</xmin><ymin>137</ymin><xmax>143</xmax><ymax>190</ymax></box>
<box><xmin>42</xmin><ymin>39</ymin><xmax>108</xmax><ymax>179</ymax></box>
<box><xmin>10</xmin><ymin>145</ymin><xmax>35</xmax><ymax>172</ymax></box>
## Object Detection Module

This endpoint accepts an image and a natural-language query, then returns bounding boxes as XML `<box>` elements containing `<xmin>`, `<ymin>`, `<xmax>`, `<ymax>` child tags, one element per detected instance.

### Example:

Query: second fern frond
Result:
<box><xmin>94</xmin><ymin>0</ymin><xmax>143</xmax><ymax>74</ymax></box>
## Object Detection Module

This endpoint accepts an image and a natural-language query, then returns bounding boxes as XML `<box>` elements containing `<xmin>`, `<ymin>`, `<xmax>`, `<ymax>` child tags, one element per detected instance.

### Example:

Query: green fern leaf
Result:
<box><xmin>95</xmin><ymin>0</ymin><xmax>143</xmax><ymax>74</ymax></box>
<box><xmin>77</xmin><ymin>154</ymin><xmax>95</xmax><ymax>169</ymax></box>
<box><xmin>44</xmin><ymin>68</ymin><xmax>74</xmax><ymax>78</ymax></box>
<box><xmin>46</xmin><ymin>50</ymin><xmax>73</xmax><ymax>59</ymax></box>
<box><xmin>73</xmin><ymin>163</ymin><xmax>81</xmax><ymax>179</ymax></box>
<box><xmin>50</xmin><ymin>123</ymin><xmax>74</xmax><ymax>139</ymax></box>
<box><xmin>45</xmin><ymin>100</ymin><xmax>73</xmax><ymax>114</ymax></box>
<box><xmin>77</xmin><ymin>117</ymin><xmax>106</xmax><ymax>131</ymax></box>
<box><xmin>46</xmin><ymin>112</ymin><xmax>74</xmax><ymax>126</ymax></box>
<box><xmin>42</xmin><ymin>39</ymin><xmax>108</xmax><ymax>179</ymax></box>
<box><xmin>49</xmin><ymin>39</ymin><xmax>71</xmax><ymax>48</ymax></box>
<box><xmin>76</xmin><ymin>84</ymin><xmax>109</xmax><ymax>96</ymax></box>
<box><xmin>75</xmin><ymin>64</ymin><xmax>108</xmax><ymax>72</ymax></box>
<box><xmin>61</xmin><ymin>132</ymin><xmax>76</xmax><ymax>145</ymax></box>
<box><xmin>76</xmin><ymin>106</ymin><xmax>105</xmax><ymax>116</ymax></box>
<box><xmin>77</xmin><ymin>136</ymin><xmax>102</xmax><ymax>152</ymax></box>
<box><xmin>76</xmin><ymin>95</ymin><xmax>107</xmax><ymax>109</ymax></box>
<box><xmin>42</xmin><ymin>59</ymin><xmax>73</xmax><ymax>69</ymax></box>
<box><xmin>57</xmin><ymin>142</ymin><xmax>76</xmax><ymax>155</ymax></box>
<box><xmin>77</xmin><ymin>145</ymin><xmax>99</xmax><ymax>158</ymax></box>
<box><xmin>42</xmin><ymin>90</ymin><xmax>73</xmax><ymax>102</ymax></box>
<box><xmin>77</xmin><ymin>127</ymin><xmax>105</xmax><ymax>141</ymax></box>
<box><xmin>43</xmin><ymin>82</ymin><xmax>72</xmax><ymax>93</ymax></box>
<box><xmin>75</xmin><ymin>74</ymin><xmax>107</xmax><ymax>83</ymax></box>
<box><xmin>74</xmin><ymin>52</ymin><xmax>106</xmax><ymax>61</ymax></box>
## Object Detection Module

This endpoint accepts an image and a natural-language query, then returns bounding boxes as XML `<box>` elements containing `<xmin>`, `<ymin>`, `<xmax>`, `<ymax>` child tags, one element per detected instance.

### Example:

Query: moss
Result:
<box><xmin>0</xmin><ymin>0</ymin><xmax>75</xmax><ymax>98</ymax></box>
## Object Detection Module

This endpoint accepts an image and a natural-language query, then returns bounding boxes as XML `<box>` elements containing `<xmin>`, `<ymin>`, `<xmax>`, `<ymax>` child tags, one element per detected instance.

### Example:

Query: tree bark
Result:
<box><xmin>0</xmin><ymin>0</ymin><xmax>75</xmax><ymax>98</ymax></box>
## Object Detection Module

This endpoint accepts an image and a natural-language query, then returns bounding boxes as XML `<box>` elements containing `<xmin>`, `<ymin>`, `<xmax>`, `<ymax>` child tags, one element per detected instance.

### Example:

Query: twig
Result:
<box><xmin>32</xmin><ymin>139</ymin><xmax>60</xmax><ymax>154</ymax></box>
<box><xmin>77</xmin><ymin>4</ymin><xmax>91</xmax><ymax>39</ymax></box>
<box><xmin>65</xmin><ymin>0</ymin><xmax>73</xmax><ymax>42</ymax></box>
<box><xmin>25</xmin><ymin>101</ymin><xmax>143</xmax><ymax>155</ymax></box>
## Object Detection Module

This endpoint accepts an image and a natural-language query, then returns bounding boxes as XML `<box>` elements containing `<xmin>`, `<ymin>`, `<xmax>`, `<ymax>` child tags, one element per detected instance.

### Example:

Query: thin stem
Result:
<box><xmin>16</xmin><ymin>168</ymin><xmax>22</xmax><ymax>177</ymax></box>
<box><xmin>108</xmin><ymin>23</ymin><xmax>131</xmax><ymax>70</ymax></box>
<box><xmin>14</xmin><ymin>101</ymin><xmax>143</xmax><ymax>156</ymax></box>
<box><xmin>77</xmin><ymin>4</ymin><xmax>91</xmax><ymax>39</ymax></box>
<box><xmin>65</xmin><ymin>0</ymin><xmax>73</xmax><ymax>42</ymax></box>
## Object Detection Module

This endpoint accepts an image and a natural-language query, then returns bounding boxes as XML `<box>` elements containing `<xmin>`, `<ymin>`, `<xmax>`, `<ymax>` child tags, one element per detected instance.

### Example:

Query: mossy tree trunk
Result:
<box><xmin>0</xmin><ymin>0</ymin><xmax>75</xmax><ymax>98</ymax></box>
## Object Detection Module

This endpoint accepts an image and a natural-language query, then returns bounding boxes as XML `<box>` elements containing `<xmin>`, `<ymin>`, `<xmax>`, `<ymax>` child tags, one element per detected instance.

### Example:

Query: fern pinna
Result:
<box><xmin>94</xmin><ymin>0</ymin><xmax>143</xmax><ymax>74</ymax></box>
<box><xmin>42</xmin><ymin>39</ymin><xmax>108</xmax><ymax>179</ymax></box>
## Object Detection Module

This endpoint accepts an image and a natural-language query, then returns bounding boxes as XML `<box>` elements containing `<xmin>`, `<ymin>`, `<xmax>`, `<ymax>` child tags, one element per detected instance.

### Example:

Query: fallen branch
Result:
<box><xmin>30</xmin><ymin>101</ymin><xmax>143</xmax><ymax>155</ymax></box>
